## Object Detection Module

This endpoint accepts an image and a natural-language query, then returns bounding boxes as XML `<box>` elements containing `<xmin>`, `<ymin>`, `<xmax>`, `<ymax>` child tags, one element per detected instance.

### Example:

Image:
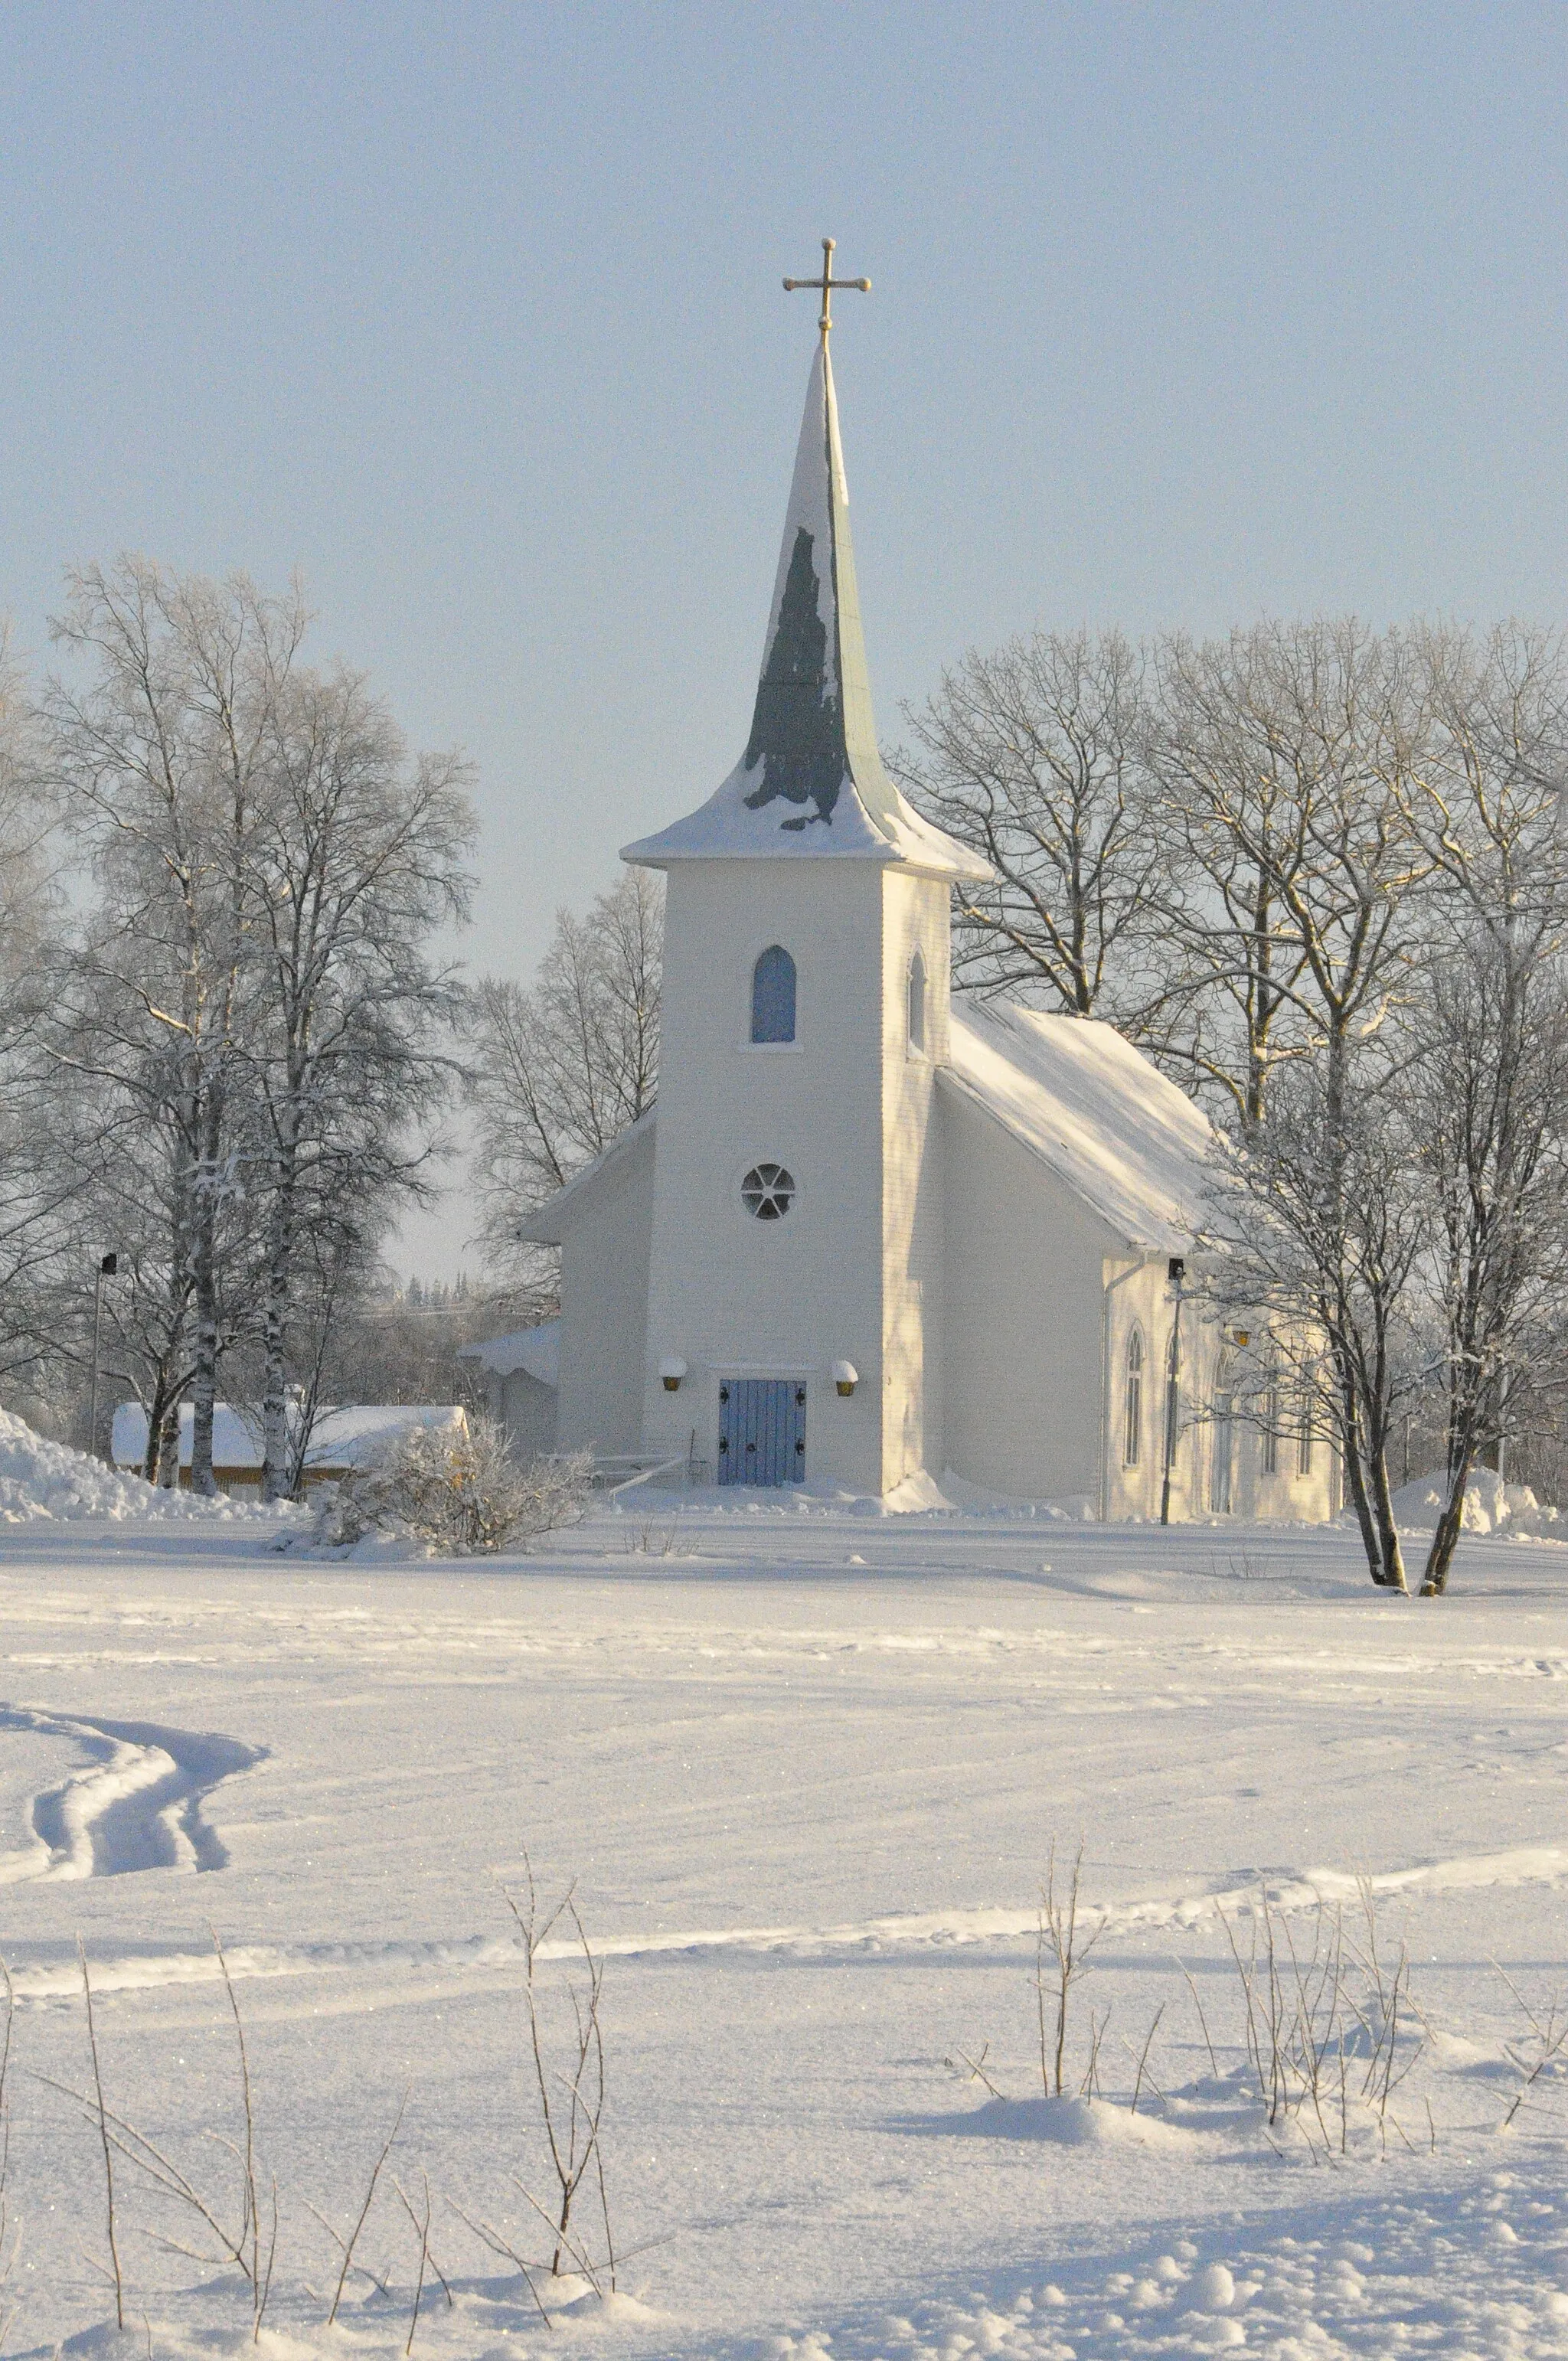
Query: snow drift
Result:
<box><xmin>0</xmin><ymin>1406</ymin><xmax>283</xmax><ymax>1523</ymax></box>
<box><xmin>1389</xmin><ymin>1464</ymin><xmax>1563</xmax><ymax>1537</ymax></box>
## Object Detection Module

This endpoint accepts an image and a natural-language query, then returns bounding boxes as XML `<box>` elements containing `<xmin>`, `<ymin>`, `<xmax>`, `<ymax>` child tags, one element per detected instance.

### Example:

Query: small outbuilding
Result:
<box><xmin>456</xmin><ymin>1321</ymin><xmax>560</xmax><ymax>1463</ymax></box>
<box><xmin>110</xmin><ymin>1401</ymin><xmax>468</xmax><ymax>1492</ymax></box>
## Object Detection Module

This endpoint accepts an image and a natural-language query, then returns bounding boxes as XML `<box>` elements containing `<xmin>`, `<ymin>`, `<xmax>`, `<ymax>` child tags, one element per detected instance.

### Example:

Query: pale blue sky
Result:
<box><xmin>6</xmin><ymin>2</ymin><xmax>1566</xmax><ymax>1278</ymax></box>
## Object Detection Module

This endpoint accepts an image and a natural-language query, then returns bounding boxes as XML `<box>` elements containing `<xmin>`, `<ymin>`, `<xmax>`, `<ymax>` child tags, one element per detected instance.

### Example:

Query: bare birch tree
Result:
<box><xmin>0</xmin><ymin>625</ymin><xmax>84</xmax><ymax>1386</ymax></box>
<box><xmin>47</xmin><ymin>560</ymin><xmax>306</xmax><ymax>1491</ymax></box>
<box><xmin>240</xmin><ymin>665</ymin><xmax>474</xmax><ymax>1497</ymax></box>
<box><xmin>44</xmin><ymin>560</ymin><xmax>473</xmax><ymax>1494</ymax></box>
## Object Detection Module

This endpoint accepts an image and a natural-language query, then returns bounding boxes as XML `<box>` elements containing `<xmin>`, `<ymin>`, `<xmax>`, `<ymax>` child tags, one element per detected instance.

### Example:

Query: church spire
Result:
<box><xmin>622</xmin><ymin>298</ymin><xmax>991</xmax><ymax>879</ymax></box>
<box><xmin>735</xmin><ymin>336</ymin><xmax>903</xmax><ymax>839</ymax></box>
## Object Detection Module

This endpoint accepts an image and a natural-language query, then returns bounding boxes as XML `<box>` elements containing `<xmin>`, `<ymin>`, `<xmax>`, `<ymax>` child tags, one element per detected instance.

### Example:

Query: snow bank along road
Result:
<box><xmin>0</xmin><ymin>1512</ymin><xmax>1564</xmax><ymax>2356</ymax></box>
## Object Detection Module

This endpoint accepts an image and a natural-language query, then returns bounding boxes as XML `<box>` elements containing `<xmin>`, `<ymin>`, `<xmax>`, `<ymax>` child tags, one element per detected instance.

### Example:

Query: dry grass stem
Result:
<box><xmin>1036</xmin><ymin>1838</ymin><xmax>1106</xmax><ymax>2097</ymax></box>
<box><xmin>1492</xmin><ymin>1961</ymin><xmax>1568</xmax><ymax>2128</ymax></box>
<box><xmin>945</xmin><ymin>2043</ymin><xmax>1008</xmax><ymax>2098</ymax></box>
<box><xmin>505</xmin><ymin>1856</ymin><xmax>616</xmax><ymax>2289</ymax></box>
<box><xmin>394</xmin><ymin>2175</ymin><xmax>453</xmax><ymax>2313</ymax></box>
<box><xmin>446</xmin><ymin>2197</ymin><xmax>554</xmax><ymax>2328</ymax></box>
<box><xmin>318</xmin><ymin>2088</ymin><xmax>408</xmax><ymax>2323</ymax></box>
<box><xmin>78</xmin><ymin>1938</ymin><xmax>125</xmax><ymax>2330</ymax></box>
<box><xmin>397</xmin><ymin>2170</ymin><xmax>433</xmax><ymax>2353</ymax></box>
<box><xmin>1171</xmin><ymin>1954</ymin><xmax>1220</xmax><ymax>2078</ymax></box>
<box><xmin>1127</xmin><ymin>2004</ymin><xmax>1166</xmax><ymax>2114</ymax></box>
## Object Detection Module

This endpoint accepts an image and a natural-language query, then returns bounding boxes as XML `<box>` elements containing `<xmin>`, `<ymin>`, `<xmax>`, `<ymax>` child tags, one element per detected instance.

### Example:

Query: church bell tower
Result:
<box><xmin>621</xmin><ymin>247</ymin><xmax>991</xmax><ymax>1494</ymax></box>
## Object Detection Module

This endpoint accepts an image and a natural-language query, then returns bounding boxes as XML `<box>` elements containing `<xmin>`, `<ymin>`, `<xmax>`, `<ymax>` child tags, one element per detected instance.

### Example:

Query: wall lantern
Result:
<box><xmin>1233</xmin><ymin>1328</ymin><xmax>1250</xmax><ymax>1347</ymax></box>
<box><xmin>658</xmin><ymin>1357</ymin><xmax>688</xmax><ymax>1393</ymax></box>
<box><xmin>831</xmin><ymin>1360</ymin><xmax>859</xmax><ymax>1398</ymax></box>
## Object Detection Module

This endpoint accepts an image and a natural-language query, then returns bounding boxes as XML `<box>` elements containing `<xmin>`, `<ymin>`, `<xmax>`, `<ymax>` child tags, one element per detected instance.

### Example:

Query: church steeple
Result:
<box><xmin>622</xmin><ymin>335</ymin><xmax>991</xmax><ymax>880</ymax></box>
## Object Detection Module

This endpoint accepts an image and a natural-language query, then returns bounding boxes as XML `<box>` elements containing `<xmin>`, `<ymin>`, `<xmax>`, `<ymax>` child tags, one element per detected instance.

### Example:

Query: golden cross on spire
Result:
<box><xmin>783</xmin><ymin>237</ymin><xmax>871</xmax><ymax>345</ymax></box>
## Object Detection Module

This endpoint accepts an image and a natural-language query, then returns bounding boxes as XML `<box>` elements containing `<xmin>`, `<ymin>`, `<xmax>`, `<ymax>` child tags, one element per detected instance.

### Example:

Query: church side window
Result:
<box><xmin>1123</xmin><ymin>1328</ymin><xmax>1144</xmax><ymax>1467</ymax></box>
<box><xmin>1263</xmin><ymin>1362</ymin><xmax>1281</xmax><ymax>1475</ymax></box>
<box><xmin>1210</xmin><ymin>1355</ymin><xmax>1235</xmax><ymax>1514</ymax></box>
<box><xmin>906</xmin><ymin>949</ymin><xmax>926</xmax><ymax>1054</ymax></box>
<box><xmin>750</xmin><ymin>945</ymin><xmax>796</xmax><ymax>1043</ymax></box>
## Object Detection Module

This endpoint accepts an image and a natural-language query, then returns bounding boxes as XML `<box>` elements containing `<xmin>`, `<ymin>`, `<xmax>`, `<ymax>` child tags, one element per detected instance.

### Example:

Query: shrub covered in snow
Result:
<box><xmin>312</xmin><ymin>1416</ymin><xmax>592</xmax><ymax>1554</ymax></box>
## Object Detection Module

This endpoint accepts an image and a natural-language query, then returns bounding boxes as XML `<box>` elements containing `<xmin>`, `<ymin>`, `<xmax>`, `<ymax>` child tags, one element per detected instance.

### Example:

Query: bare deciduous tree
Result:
<box><xmin>1147</xmin><ymin>619</ymin><xmax>1429</xmax><ymax>1126</ymax></box>
<box><xmin>43</xmin><ymin>561</ymin><xmax>474</xmax><ymax>1492</ymax></box>
<box><xmin>469</xmin><ymin>870</ymin><xmax>661</xmax><ymax>1284</ymax></box>
<box><xmin>896</xmin><ymin>629</ymin><xmax>1164</xmax><ymax>1024</ymax></box>
<box><xmin>47</xmin><ymin>560</ymin><xmax>308</xmax><ymax>1491</ymax></box>
<box><xmin>240</xmin><ymin>665</ymin><xmax>474</xmax><ymax>1497</ymax></box>
<box><xmin>1202</xmin><ymin>1048</ymin><xmax>1426</xmax><ymax>1589</ymax></box>
<box><xmin>1402</xmin><ymin>622</ymin><xmax>1568</xmax><ymax>1591</ymax></box>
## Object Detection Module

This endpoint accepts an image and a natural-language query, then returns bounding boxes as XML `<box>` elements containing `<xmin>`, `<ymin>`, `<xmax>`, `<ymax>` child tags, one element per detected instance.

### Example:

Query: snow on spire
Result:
<box><xmin>622</xmin><ymin>343</ymin><xmax>991</xmax><ymax>877</ymax></box>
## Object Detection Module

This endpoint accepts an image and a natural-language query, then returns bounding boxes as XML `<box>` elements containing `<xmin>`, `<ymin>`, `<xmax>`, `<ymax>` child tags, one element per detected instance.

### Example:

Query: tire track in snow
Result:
<box><xmin>6</xmin><ymin>1841</ymin><xmax>1563</xmax><ymax>2003</ymax></box>
<box><xmin>0</xmin><ymin>1703</ymin><xmax>263</xmax><ymax>1883</ymax></box>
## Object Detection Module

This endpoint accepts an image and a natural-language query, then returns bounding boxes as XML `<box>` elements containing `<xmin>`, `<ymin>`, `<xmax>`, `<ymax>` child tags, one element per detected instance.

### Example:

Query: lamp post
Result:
<box><xmin>88</xmin><ymin>1252</ymin><xmax>118</xmax><ymax>1463</ymax></box>
<box><xmin>1158</xmin><ymin>1256</ymin><xmax>1185</xmax><ymax>1528</ymax></box>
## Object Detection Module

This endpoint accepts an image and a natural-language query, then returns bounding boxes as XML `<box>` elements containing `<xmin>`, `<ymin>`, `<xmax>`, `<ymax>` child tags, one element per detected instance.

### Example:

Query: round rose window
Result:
<box><xmin>741</xmin><ymin>1163</ymin><xmax>795</xmax><ymax>1220</ymax></box>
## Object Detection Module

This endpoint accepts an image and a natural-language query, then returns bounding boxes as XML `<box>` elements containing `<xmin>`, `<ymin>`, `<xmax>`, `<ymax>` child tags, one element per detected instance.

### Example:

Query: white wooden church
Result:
<box><xmin>518</xmin><ymin>304</ymin><xmax>1334</xmax><ymax>1522</ymax></box>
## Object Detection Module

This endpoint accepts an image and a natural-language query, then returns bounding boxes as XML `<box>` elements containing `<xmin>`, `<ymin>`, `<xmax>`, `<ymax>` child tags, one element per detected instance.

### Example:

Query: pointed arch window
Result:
<box><xmin>906</xmin><ymin>949</ymin><xmax>927</xmax><ymax>1055</ymax></box>
<box><xmin>1123</xmin><ymin>1327</ymin><xmax>1145</xmax><ymax>1468</ymax></box>
<box><xmin>1263</xmin><ymin>1358</ymin><xmax>1282</xmax><ymax>1476</ymax></box>
<box><xmin>1297</xmin><ymin>1368</ymin><xmax>1316</xmax><ymax>1476</ymax></box>
<box><xmin>1211</xmin><ymin>1354</ymin><xmax>1236</xmax><ymax>1514</ymax></box>
<box><xmin>750</xmin><ymin>945</ymin><xmax>796</xmax><ymax>1043</ymax></box>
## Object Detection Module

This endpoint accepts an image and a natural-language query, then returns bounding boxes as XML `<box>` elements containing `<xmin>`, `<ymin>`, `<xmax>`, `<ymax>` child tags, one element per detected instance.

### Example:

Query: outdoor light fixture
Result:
<box><xmin>831</xmin><ymin>1360</ymin><xmax>858</xmax><ymax>1397</ymax></box>
<box><xmin>1168</xmin><ymin>1256</ymin><xmax>1185</xmax><ymax>1285</ymax></box>
<box><xmin>658</xmin><ymin>1357</ymin><xmax>688</xmax><ymax>1393</ymax></box>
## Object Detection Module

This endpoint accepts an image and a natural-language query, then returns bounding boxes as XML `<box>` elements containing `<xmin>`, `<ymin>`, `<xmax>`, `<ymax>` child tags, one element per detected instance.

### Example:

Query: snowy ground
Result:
<box><xmin>0</xmin><ymin>1502</ymin><xmax>1565</xmax><ymax>2357</ymax></box>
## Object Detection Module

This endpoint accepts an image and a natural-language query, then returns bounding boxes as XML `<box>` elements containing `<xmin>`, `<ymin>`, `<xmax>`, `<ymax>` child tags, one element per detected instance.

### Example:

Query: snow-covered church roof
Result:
<box><xmin>943</xmin><ymin>1001</ymin><xmax>1215</xmax><ymax>1254</ymax></box>
<box><xmin>622</xmin><ymin>344</ymin><xmax>991</xmax><ymax>882</ymax></box>
<box><xmin>457</xmin><ymin>1318</ymin><xmax>560</xmax><ymax>1385</ymax></box>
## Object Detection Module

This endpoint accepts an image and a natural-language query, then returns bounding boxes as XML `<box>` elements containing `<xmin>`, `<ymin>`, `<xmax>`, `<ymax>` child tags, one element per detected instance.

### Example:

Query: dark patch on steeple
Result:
<box><xmin>741</xmin><ymin>527</ymin><xmax>845</xmax><ymax>828</ymax></box>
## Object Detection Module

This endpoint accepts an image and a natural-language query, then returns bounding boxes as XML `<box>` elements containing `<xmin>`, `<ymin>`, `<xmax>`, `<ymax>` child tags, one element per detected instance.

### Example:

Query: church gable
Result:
<box><xmin>517</xmin><ymin>1109</ymin><xmax>655</xmax><ymax>1247</ymax></box>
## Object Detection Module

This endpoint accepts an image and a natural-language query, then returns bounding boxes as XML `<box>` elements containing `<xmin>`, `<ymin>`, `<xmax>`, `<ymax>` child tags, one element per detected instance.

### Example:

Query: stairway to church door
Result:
<box><xmin>717</xmin><ymin>1379</ymin><xmax>807</xmax><ymax>1486</ymax></box>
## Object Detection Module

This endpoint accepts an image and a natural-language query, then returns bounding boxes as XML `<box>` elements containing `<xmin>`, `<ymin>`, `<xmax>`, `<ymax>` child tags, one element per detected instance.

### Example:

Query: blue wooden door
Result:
<box><xmin>717</xmin><ymin>1379</ymin><xmax>807</xmax><ymax>1485</ymax></box>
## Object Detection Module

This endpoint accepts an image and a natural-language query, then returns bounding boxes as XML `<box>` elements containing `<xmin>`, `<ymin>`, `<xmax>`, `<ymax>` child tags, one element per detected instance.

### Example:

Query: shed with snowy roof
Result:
<box><xmin>111</xmin><ymin>1401</ymin><xmax>468</xmax><ymax>1493</ymax></box>
<box><xmin>519</xmin><ymin>305</ymin><xmax>1334</xmax><ymax>1521</ymax></box>
<box><xmin>457</xmin><ymin>1321</ymin><xmax>560</xmax><ymax>1465</ymax></box>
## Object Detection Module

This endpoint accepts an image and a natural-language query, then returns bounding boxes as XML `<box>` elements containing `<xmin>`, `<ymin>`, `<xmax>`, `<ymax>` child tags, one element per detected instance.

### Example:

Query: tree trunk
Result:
<box><xmin>1334</xmin><ymin>1365</ymin><xmax>1383</xmax><ymax>1583</ymax></box>
<box><xmin>188</xmin><ymin>1099</ymin><xmax>224</xmax><ymax>1497</ymax></box>
<box><xmin>1364</xmin><ymin>1435</ymin><xmax>1409</xmax><ymax>1592</ymax></box>
<box><xmin>157</xmin><ymin>1394</ymin><xmax>181</xmax><ymax>1487</ymax></box>
<box><xmin>140</xmin><ymin>1375</ymin><xmax>167</xmax><ymax>1484</ymax></box>
<box><xmin>259</xmin><ymin>1154</ymin><xmax>296</xmax><ymax>1504</ymax></box>
<box><xmin>1423</xmin><ymin>1409</ymin><xmax>1480</xmax><ymax>1593</ymax></box>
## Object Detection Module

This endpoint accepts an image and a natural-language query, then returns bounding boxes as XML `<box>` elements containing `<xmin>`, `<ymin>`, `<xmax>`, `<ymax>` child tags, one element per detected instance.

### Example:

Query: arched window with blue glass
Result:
<box><xmin>750</xmin><ymin>945</ymin><xmax>797</xmax><ymax>1043</ymax></box>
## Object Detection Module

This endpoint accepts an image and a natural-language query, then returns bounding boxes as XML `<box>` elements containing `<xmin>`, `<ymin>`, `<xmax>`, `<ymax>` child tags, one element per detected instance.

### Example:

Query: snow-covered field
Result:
<box><xmin>0</xmin><ymin>1497</ymin><xmax>1566</xmax><ymax>2358</ymax></box>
